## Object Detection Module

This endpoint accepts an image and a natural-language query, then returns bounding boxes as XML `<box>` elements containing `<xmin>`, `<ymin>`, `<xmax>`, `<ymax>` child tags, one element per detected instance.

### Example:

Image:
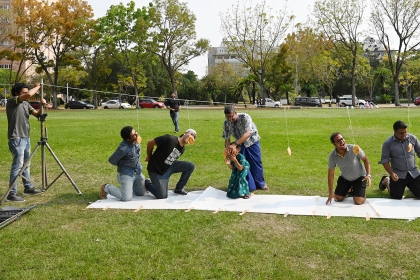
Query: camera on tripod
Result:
<box><xmin>37</xmin><ymin>113</ymin><xmax>48</xmax><ymax>122</ymax></box>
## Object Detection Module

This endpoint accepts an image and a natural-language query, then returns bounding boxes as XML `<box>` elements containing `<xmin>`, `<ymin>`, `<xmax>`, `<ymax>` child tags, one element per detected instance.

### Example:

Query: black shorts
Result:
<box><xmin>389</xmin><ymin>173</ymin><xmax>420</xmax><ymax>199</ymax></box>
<box><xmin>335</xmin><ymin>176</ymin><xmax>366</xmax><ymax>197</ymax></box>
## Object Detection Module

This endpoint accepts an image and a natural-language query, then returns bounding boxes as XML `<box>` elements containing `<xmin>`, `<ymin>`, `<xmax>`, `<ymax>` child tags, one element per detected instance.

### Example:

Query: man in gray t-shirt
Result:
<box><xmin>327</xmin><ymin>132</ymin><xmax>371</xmax><ymax>205</ymax></box>
<box><xmin>6</xmin><ymin>83</ymin><xmax>45</xmax><ymax>202</ymax></box>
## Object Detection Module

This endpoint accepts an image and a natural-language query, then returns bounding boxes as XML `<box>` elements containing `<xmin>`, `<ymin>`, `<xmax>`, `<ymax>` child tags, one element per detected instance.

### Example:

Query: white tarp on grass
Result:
<box><xmin>87</xmin><ymin>190</ymin><xmax>205</xmax><ymax>210</ymax></box>
<box><xmin>86</xmin><ymin>186</ymin><xmax>420</xmax><ymax>220</ymax></box>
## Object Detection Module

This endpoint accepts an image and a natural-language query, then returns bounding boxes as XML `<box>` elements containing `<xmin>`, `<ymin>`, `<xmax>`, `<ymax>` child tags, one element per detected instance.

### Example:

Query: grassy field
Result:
<box><xmin>1</xmin><ymin>106</ymin><xmax>420</xmax><ymax>279</ymax></box>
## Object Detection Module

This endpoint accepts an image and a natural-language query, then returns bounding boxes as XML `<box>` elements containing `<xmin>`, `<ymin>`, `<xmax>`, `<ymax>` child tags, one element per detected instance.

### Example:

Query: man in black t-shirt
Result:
<box><xmin>146</xmin><ymin>129</ymin><xmax>196</xmax><ymax>199</ymax></box>
<box><xmin>165</xmin><ymin>92</ymin><xmax>181</xmax><ymax>133</ymax></box>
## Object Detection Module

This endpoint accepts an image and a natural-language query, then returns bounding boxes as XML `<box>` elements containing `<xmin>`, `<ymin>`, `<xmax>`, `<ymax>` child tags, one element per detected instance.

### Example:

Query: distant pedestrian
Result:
<box><xmin>165</xmin><ymin>92</ymin><xmax>181</xmax><ymax>133</ymax></box>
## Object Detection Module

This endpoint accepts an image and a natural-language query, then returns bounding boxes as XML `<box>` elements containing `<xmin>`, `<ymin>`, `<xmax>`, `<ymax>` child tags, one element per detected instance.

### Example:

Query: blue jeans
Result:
<box><xmin>8</xmin><ymin>138</ymin><xmax>33</xmax><ymax>194</ymax></box>
<box><xmin>105</xmin><ymin>172</ymin><xmax>146</xmax><ymax>201</ymax></box>
<box><xmin>147</xmin><ymin>161</ymin><xmax>195</xmax><ymax>199</ymax></box>
<box><xmin>170</xmin><ymin>111</ymin><xmax>179</xmax><ymax>132</ymax></box>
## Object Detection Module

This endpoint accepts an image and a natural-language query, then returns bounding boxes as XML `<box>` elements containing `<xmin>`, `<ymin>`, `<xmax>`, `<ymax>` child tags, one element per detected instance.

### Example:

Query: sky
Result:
<box><xmin>87</xmin><ymin>0</ymin><xmax>316</xmax><ymax>78</ymax></box>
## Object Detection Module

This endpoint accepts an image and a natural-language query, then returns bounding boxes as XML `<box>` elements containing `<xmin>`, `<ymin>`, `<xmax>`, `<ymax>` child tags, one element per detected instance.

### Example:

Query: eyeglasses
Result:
<box><xmin>189</xmin><ymin>132</ymin><xmax>196</xmax><ymax>139</ymax></box>
<box><xmin>335</xmin><ymin>138</ymin><xmax>345</xmax><ymax>144</ymax></box>
<box><xmin>225</xmin><ymin>113</ymin><xmax>235</xmax><ymax>120</ymax></box>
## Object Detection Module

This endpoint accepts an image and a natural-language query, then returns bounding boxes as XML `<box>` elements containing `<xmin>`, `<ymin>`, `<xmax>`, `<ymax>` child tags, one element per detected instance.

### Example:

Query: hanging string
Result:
<box><xmin>407</xmin><ymin>105</ymin><xmax>412</xmax><ymax>132</ymax></box>
<box><xmin>346</xmin><ymin>107</ymin><xmax>360</xmax><ymax>155</ymax></box>
<box><xmin>284</xmin><ymin>107</ymin><xmax>292</xmax><ymax>156</ymax></box>
<box><xmin>346</xmin><ymin>107</ymin><xmax>356</xmax><ymax>144</ymax></box>
<box><xmin>136</xmin><ymin>96</ymin><xmax>140</xmax><ymax>133</ymax></box>
<box><xmin>136</xmin><ymin>106</ymin><xmax>140</xmax><ymax>132</ymax></box>
<box><xmin>185</xmin><ymin>100</ymin><xmax>191</xmax><ymax>128</ymax></box>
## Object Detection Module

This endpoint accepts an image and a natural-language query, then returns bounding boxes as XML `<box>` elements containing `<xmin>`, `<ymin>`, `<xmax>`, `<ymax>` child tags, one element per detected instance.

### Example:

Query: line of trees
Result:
<box><xmin>0</xmin><ymin>0</ymin><xmax>419</xmax><ymax>108</ymax></box>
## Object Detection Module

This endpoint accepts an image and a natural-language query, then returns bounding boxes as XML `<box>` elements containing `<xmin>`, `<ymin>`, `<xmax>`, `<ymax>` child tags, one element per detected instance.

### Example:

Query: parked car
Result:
<box><xmin>65</xmin><ymin>100</ymin><xmax>94</xmax><ymax>109</ymax></box>
<box><xmin>339</xmin><ymin>95</ymin><xmax>359</xmax><ymax>107</ymax></box>
<box><xmin>358</xmin><ymin>99</ymin><xmax>370</xmax><ymax>108</ymax></box>
<box><xmin>262</xmin><ymin>98</ymin><xmax>281</xmax><ymax>107</ymax></box>
<box><xmin>0</xmin><ymin>98</ymin><xmax>6</xmax><ymax>106</ymax></box>
<box><xmin>321</xmin><ymin>98</ymin><xmax>331</xmax><ymax>104</ymax></box>
<box><xmin>415</xmin><ymin>96</ymin><xmax>420</xmax><ymax>106</ymax></box>
<box><xmin>101</xmin><ymin>100</ymin><xmax>131</xmax><ymax>109</ymax></box>
<box><xmin>294</xmin><ymin>96</ymin><xmax>322</xmax><ymax>107</ymax></box>
<box><xmin>139</xmin><ymin>99</ymin><xmax>165</xmax><ymax>108</ymax></box>
<box><xmin>28</xmin><ymin>101</ymin><xmax>53</xmax><ymax>109</ymax></box>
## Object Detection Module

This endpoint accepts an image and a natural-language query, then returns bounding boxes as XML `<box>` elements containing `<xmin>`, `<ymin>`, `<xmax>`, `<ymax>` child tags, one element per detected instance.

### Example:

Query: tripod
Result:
<box><xmin>1</xmin><ymin>84</ymin><xmax>82</xmax><ymax>205</ymax></box>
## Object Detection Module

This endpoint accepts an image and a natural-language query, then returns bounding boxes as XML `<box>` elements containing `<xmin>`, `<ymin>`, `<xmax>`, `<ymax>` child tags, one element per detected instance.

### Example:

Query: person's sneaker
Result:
<box><xmin>100</xmin><ymin>183</ymin><xmax>108</xmax><ymax>199</ymax></box>
<box><xmin>383</xmin><ymin>177</ymin><xmax>390</xmax><ymax>194</ymax></box>
<box><xmin>145</xmin><ymin>179</ymin><xmax>151</xmax><ymax>192</ymax></box>
<box><xmin>174</xmin><ymin>188</ymin><xmax>188</xmax><ymax>195</ymax></box>
<box><xmin>378</xmin><ymin>176</ymin><xmax>388</xmax><ymax>191</ymax></box>
<box><xmin>23</xmin><ymin>188</ymin><xmax>42</xmax><ymax>195</ymax></box>
<box><xmin>7</xmin><ymin>193</ymin><xmax>25</xmax><ymax>202</ymax></box>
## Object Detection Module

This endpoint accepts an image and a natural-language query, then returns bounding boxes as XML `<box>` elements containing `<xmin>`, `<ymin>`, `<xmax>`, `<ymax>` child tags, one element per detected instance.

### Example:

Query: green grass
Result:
<box><xmin>1</xmin><ymin>107</ymin><xmax>420</xmax><ymax>279</ymax></box>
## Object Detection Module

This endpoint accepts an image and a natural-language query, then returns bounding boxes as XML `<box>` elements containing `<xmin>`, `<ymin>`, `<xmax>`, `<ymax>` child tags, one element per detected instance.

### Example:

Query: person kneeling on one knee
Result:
<box><xmin>327</xmin><ymin>132</ymin><xmax>371</xmax><ymax>205</ymax></box>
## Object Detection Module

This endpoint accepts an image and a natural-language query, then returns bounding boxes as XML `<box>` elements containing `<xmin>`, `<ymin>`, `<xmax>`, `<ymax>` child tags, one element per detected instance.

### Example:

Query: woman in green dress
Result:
<box><xmin>224</xmin><ymin>146</ymin><xmax>251</xmax><ymax>199</ymax></box>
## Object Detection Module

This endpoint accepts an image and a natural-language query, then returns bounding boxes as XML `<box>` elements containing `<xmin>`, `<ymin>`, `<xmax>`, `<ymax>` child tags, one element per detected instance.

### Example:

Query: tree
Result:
<box><xmin>142</xmin><ymin>56</ymin><xmax>172</xmax><ymax>98</ymax></box>
<box><xmin>79</xmin><ymin>24</ymin><xmax>113</xmax><ymax>108</ymax></box>
<box><xmin>357</xmin><ymin>56</ymin><xmax>379</xmax><ymax>102</ymax></box>
<box><xmin>152</xmin><ymin>0</ymin><xmax>209</xmax><ymax>95</ymax></box>
<box><xmin>220</xmin><ymin>0</ymin><xmax>293</xmax><ymax>105</ymax></box>
<box><xmin>314</xmin><ymin>0</ymin><xmax>366</xmax><ymax>107</ymax></box>
<box><xmin>211</xmin><ymin>61</ymin><xmax>239</xmax><ymax>103</ymax></box>
<box><xmin>283</xmin><ymin>27</ymin><xmax>332</xmax><ymax>98</ymax></box>
<box><xmin>371</xmin><ymin>0</ymin><xmax>420</xmax><ymax>106</ymax></box>
<box><xmin>13</xmin><ymin>0</ymin><xmax>95</xmax><ymax>108</ymax></box>
<box><xmin>200</xmin><ymin>74</ymin><xmax>220</xmax><ymax>104</ymax></box>
<box><xmin>265</xmin><ymin>44</ymin><xmax>293</xmax><ymax>103</ymax></box>
<box><xmin>399</xmin><ymin>58</ymin><xmax>420</xmax><ymax>104</ymax></box>
<box><xmin>202</xmin><ymin>61</ymin><xmax>240</xmax><ymax>103</ymax></box>
<box><xmin>177</xmin><ymin>70</ymin><xmax>201</xmax><ymax>101</ymax></box>
<box><xmin>96</xmin><ymin>1</ymin><xmax>156</xmax><ymax>107</ymax></box>
<box><xmin>6</xmin><ymin>0</ymin><xmax>39</xmax><ymax>84</ymax></box>
<box><xmin>314</xmin><ymin>50</ymin><xmax>341</xmax><ymax>103</ymax></box>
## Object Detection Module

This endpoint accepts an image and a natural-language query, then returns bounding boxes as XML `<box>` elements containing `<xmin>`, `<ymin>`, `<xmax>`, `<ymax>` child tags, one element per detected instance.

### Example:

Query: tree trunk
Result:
<box><xmin>394</xmin><ymin>76</ymin><xmax>400</xmax><ymax>106</ymax></box>
<box><xmin>351</xmin><ymin>53</ymin><xmax>357</xmax><ymax>107</ymax></box>
<box><xmin>260</xmin><ymin>68</ymin><xmax>266</xmax><ymax>105</ymax></box>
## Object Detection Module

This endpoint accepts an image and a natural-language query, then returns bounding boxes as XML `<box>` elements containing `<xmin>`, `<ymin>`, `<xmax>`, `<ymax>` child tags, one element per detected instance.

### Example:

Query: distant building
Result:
<box><xmin>362</xmin><ymin>37</ymin><xmax>387</xmax><ymax>61</ymax></box>
<box><xmin>207</xmin><ymin>44</ymin><xmax>247</xmax><ymax>76</ymax></box>
<box><xmin>0</xmin><ymin>0</ymin><xmax>57</xmax><ymax>73</ymax></box>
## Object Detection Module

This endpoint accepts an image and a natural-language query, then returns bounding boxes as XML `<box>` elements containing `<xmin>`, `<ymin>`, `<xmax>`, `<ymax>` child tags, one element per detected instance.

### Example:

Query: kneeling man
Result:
<box><xmin>326</xmin><ymin>132</ymin><xmax>371</xmax><ymax>205</ymax></box>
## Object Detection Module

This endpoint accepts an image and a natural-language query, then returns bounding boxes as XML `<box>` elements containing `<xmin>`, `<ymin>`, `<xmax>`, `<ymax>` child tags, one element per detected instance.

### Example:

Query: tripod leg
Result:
<box><xmin>1</xmin><ymin>143</ymin><xmax>42</xmax><ymax>205</ymax></box>
<box><xmin>44</xmin><ymin>142</ymin><xmax>82</xmax><ymax>195</ymax></box>
<box><xmin>41</xmin><ymin>141</ymin><xmax>48</xmax><ymax>191</ymax></box>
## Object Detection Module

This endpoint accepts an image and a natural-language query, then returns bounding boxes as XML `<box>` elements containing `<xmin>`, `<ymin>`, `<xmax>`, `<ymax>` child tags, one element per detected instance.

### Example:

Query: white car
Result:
<box><xmin>101</xmin><ymin>100</ymin><xmax>131</xmax><ymax>109</ymax></box>
<box><xmin>369</xmin><ymin>101</ymin><xmax>379</xmax><ymax>108</ymax></box>
<box><xmin>260</xmin><ymin>98</ymin><xmax>281</xmax><ymax>107</ymax></box>
<box><xmin>358</xmin><ymin>99</ymin><xmax>370</xmax><ymax>108</ymax></box>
